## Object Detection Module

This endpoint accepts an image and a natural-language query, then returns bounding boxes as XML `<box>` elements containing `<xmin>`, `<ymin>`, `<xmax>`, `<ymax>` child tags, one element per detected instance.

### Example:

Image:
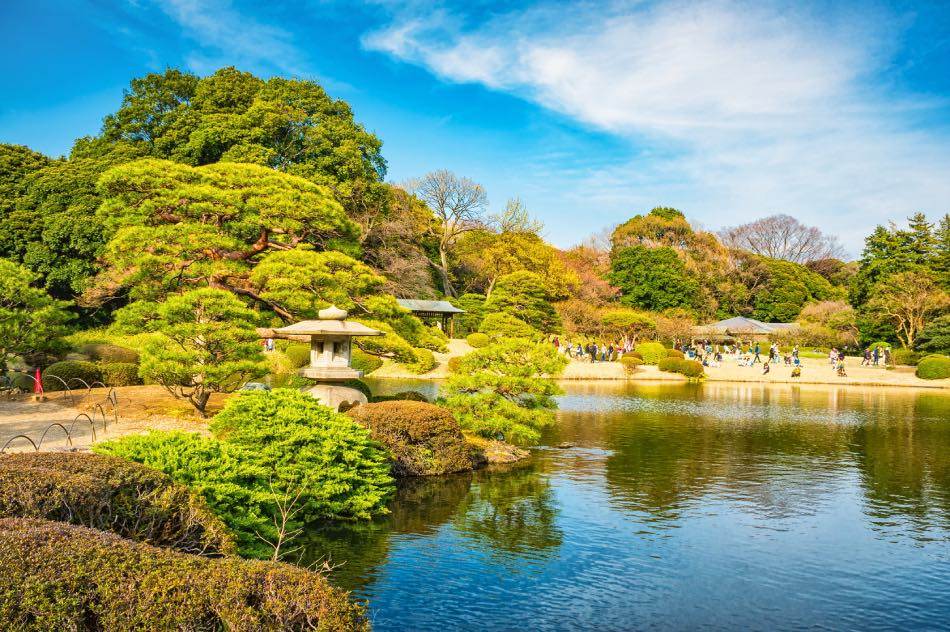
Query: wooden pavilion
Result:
<box><xmin>396</xmin><ymin>299</ymin><xmax>465</xmax><ymax>338</ymax></box>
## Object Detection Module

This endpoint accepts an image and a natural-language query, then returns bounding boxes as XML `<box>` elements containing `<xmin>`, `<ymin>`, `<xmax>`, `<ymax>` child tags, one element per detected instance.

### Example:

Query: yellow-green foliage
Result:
<box><xmin>620</xmin><ymin>356</ymin><xmax>643</xmax><ymax>373</ymax></box>
<box><xmin>284</xmin><ymin>343</ymin><xmax>311</xmax><ymax>368</ymax></box>
<box><xmin>0</xmin><ymin>518</ymin><xmax>369</xmax><ymax>631</ymax></box>
<box><xmin>99</xmin><ymin>362</ymin><xmax>142</xmax><ymax>386</ymax></box>
<box><xmin>916</xmin><ymin>355</ymin><xmax>950</xmax><ymax>380</ymax></box>
<box><xmin>634</xmin><ymin>342</ymin><xmax>667</xmax><ymax>365</ymax></box>
<box><xmin>347</xmin><ymin>401</ymin><xmax>475</xmax><ymax>477</ymax></box>
<box><xmin>657</xmin><ymin>357</ymin><xmax>704</xmax><ymax>378</ymax></box>
<box><xmin>666</xmin><ymin>348</ymin><xmax>685</xmax><ymax>359</ymax></box>
<box><xmin>0</xmin><ymin>453</ymin><xmax>233</xmax><ymax>555</ymax></box>
<box><xmin>352</xmin><ymin>348</ymin><xmax>382</xmax><ymax>374</ymax></box>
<box><xmin>478</xmin><ymin>312</ymin><xmax>539</xmax><ymax>340</ymax></box>
<box><xmin>466</xmin><ymin>332</ymin><xmax>490</xmax><ymax>348</ymax></box>
<box><xmin>408</xmin><ymin>348</ymin><xmax>437</xmax><ymax>374</ymax></box>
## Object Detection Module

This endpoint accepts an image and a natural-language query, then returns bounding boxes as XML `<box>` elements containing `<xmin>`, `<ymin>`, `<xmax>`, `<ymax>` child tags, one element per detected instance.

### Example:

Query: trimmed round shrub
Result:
<box><xmin>466</xmin><ymin>332</ymin><xmax>490</xmax><ymax>348</ymax></box>
<box><xmin>627</xmin><ymin>351</ymin><xmax>643</xmax><ymax>360</ymax></box>
<box><xmin>407</xmin><ymin>348</ymin><xmax>437</xmax><ymax>374</ymax></box>
<box><xmin>0</xmin><ymin>518</ymin><xmax>369</xmax><ymax>631</ymax></box>
<box><xmin>635</xmin><ymin>342</ymin><xmax>668</xmax><ymax>365</ymax></box>
<box><xmin>916</xmin><ymin>354</ymin><xmax>950</xmax><ymax>380</ymax></box>
<box><xmin>79</xmin><ymin>343</ymin><xmax>139</xmax><ymax>364</ymax></box>
<box><xmin>42</xmin><ymin>360</ymin><xmax>103</xmax><ymax>391</ymax></box>
<box><xmin>890</xmin><ymin>348</ymin><xmax>920</xmax><ymax>366</ymax></box>
<box><xmin>100</xmin><ymin>362</ymin><xmax>143</xmax><ymax>386</ymax></box>
<box><xmin>620</xmin><ymin>356</ymin><xmax>643</xmax><ymax>373</ymax></box>
<box><xmin>478</xmin><ymin>312</ymin><xmax>539</xmax><ymax>340</ymax></box>
<box><xmin>666</xmin><ymin>348</ymin><xmax>685</xmax><ymax>359</ymax></box>
<box><xmin>658</xmin><ymin>357</ymin><xmax>704</xmax><ymax>378</ymax></box>
<box><xmin>0</xmin><ymin>453</ymin><xmax>233</xmax><ymax>555</ymax></box>
<box><xmin>447</xmin><ymin>355</ymin><xmax>463</xmax><ymax>373</ymax></box>
<box><xmin>352</xmin><ymin>348</ymin><xmax>382</xmax><ymax>375</ymax></box>
<box><xmin>347</xmin><ymin>401</ymin><xmax>475</xmax><ymax>477</ymax></box>
<box><xmin>284</xmin><ymin>343</ymin><xmax>311</xmax><ymax>368</ymax></box>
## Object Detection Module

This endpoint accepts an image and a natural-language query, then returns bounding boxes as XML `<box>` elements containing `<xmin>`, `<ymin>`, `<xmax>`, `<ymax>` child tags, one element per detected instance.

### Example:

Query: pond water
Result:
<box><xmin>307</xmin><ymin>381</ymin><xmax>950</xmax><ymax>631</ymax></box>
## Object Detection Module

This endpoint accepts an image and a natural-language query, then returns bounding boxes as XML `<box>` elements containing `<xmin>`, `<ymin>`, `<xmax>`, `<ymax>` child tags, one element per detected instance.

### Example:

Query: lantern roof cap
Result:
<box><xmin>272</xmin><ymin>314</ymin><xmax>383</xmax><ymax>338</ymax></box>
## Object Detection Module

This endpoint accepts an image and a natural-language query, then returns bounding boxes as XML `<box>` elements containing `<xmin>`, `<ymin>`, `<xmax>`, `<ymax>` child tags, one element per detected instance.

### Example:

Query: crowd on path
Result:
<box><xmin>550</xmin><ymin>335</ymin><xmax>888</xmax><ymax>380</ymax></box>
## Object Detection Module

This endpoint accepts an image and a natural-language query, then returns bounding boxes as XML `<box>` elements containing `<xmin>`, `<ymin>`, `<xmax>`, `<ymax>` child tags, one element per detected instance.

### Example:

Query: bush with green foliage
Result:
<box><xmin>451</xmin><ymin>293</ymin><xmax>488</xmax><ymax>336</ymax></box>
<box><xmin>0</xmin><ymin>453</ymin><xmax>233</xmax><ymax>555</ymax></box>
<box><xmin>467</xmin><ymin>332</ymin><xmax>490</xmax><ymax>348</ymax></box>
<box><xmin>370</xmin><ymin>391</ymin><xmax>430</xmax><ymax>403</ymax></box>
<box><xmin>0</xmin><ymin>518</ymin><xmax>369</xmax><ymax>631</ymax></box>
<box><xmin>447</xmin><ymin>356</ymin><xmax>463</xmax><ymax>373</ymax></box>
<box><xmin>78</xmin><ymin>343</ymin><xmax>139</xmax><ymax>364</ymax></box>
<box><xmin>657</xmin><ymin>357</ymin><xmax>704</xmax><ymax>378</ymax></box>
<box><xmin>99</xmin><ymin>362</ymin><xmax>142</xmax><ymax>386</ymax></box>
<box><xmin>916</xmin><ymin>315</ymin><xmax>950</xmax><ymax>355</ymax></box>
<box><xmin>890</xmin><ymin>348</ymin><xmax>920</xmax><ymax>366</ymax></box>
<box><xmin>139</xmin><ymin>289</ymin><xmax>266</xmax><ymax>416</ymax></box>
<box><xmin>97</xmin><ymin>389</ymin><xmax>394</xmax><ymax>557</ymax></box>
<box><xmin>666</xmin><ymin>348</ymin><xmax>685</xmax><ymax>359</ymax></box>
<box><xmin>284</xmin><ymin>343</ymin><xmax>311</xmax><ymax>368</ymax></box>
<box><xmin>407</xmin><ymin>348</ymin><xmax>437</xmax><ymax>374</ymax></box>
<box><xmin>352</xmin><ymin>348</ymin><xmax>382</xmax><ymax>375</ymax></box>
<box><xmin>608</xmin><ymin>245</ymin><xmax>698</xmax><ymax>311</ymax></box>
<box><xmin>916</xmin><ymin>355</ymin><xmax>950</xmax><ymax>380</ymax></box>
<box><xmin>443</xmin><ymin>339</ymin><xmax>567</xmax><ymax>445</ymax></box>
<box><xmin>42</xmin><ymin>360</ymin><xmax>102</xmax><ymax>390</ymax></box>
<box><xmin>484</xmin><ymin>271</ymin><xmax>562</xmax><ymax>333</ymax></box>
<box><xmin>634</xmin><ymin>342</ymin><xmax>668</xmax><ymax>365</ymax></box>
<box><xmin>478</xmin><ymin>312</ymin><xmax>539</xmax><ymax>340</ymax></box>
<box><xmin>751</xmin><ymin>258</ymin><xmax>836</xmax><ymax>322</ymax></box>
<box><xmin>620</xmin><ymin>356</ymin><xmax>643</xmax><ymax>373</ymax></box>
<box><xmin>347</xmin><ymin>401</ymin><xmax>475</xmax><ymax>477</ymax></box>
<box><xmin>870</xmin><ymin>341</ymin><xmax>892</xmax><ymax>351</ymax></box>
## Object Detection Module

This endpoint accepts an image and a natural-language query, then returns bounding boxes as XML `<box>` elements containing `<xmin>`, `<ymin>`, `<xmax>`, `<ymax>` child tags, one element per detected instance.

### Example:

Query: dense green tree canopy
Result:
<box><xmin>484</xmin><ymin>271</ymin><xmax>562</xmax><ymax>333</ymax></box>
<box><xmin>608</xmin><ymin>246</ymin><xmax>698</xmax><ymax>312</ymax></box>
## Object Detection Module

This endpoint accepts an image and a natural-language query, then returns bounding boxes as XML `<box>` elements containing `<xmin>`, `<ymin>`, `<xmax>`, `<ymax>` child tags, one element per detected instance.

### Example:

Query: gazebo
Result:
<box><xmin>692</xmin><ymin>316</ymin><xmax>798</xmax><ymax>342</ymax></box>
<box><xmin>396</xmin><ymin>299</ymin><xmax>465</xmax><ymax>338</ymax></box>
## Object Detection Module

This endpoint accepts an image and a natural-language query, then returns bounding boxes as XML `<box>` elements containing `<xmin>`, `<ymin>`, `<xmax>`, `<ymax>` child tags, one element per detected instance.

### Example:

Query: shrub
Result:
<box><xmin>890</xmin><ymin>348</ymin><xmax>920</xmax><ymax>366</ymax></box>
<box><xmin>657</xmin><ymin>357</ymin><xmax>704</xmax><ymax>378</ymax></box>
<box><xmin>42</xmin><ymin>360</ymin><xmax>102</xmax><ymax>390</ymax></box>
<box><xmin>407</xmin><ymin>348</ymin><xmax>437</xmax><ymax>374</ymax></box>
<box><xmin>466</xmin><ymin>332</ymin><xmax>490</xmax><ymax>348</ymax></box>
<box><xmin>0</xmin><ymin>518</ymin><xmax>369</xmax><ymax>631</ymax></box>
<box><xmin>352</xmin><ymin>348</ymin><xmax>382</xmax><ymax>375</ymax></box>
<box><xmin>0</xmin><ymin>453</ymin><xmax>233</xmax><ymax>555</ymax></box>
<box><xmin>443</xmin><ymin>339</ymin><xmax>567</xmax><ymax>445</ymax></box>
<box><xmin>666</xmin><ymin>348</ymin><xmax>685</xmax><ymax>359</ymax></box>
<box><xmin>916</xmin><ymin>355</ymin><xmax>950</xmax><ymax>380</ymax></box>
<box><xmin>447</xmin><ymin>356</ymin><xmax>463</xmax><ymax>373</ymax></box>
<box><xmin>620</xmin><ymin>356</ymin><xmax>643</xmax><ymax>373</ymax></box>
<box><xmin>370</xmin><ymin>391</ymin><xmax>429</xmax><ymax>403</ymax></box>
<box><xmin>264</xmin><ymin>350</ymin><xmax>297</xmax><ymax>387</ymax></box>
<box><xmin>100</xmin><ymin>362</ymin><xmax>143</xmax><ymax>386</ymax></box>
<box><xmin>634</xmin><ymin>342</ymin><xmax>667</xmax><ymax>365</ymax></box>
<box><xmin>627</xmin><ymin>351</ymin><xmax>643</xmax><ymax>360</ymax></box>
<box><xmin>347</xmin><ymin>401</ymin><xmax>475</xmax><ymax>477</ymax></box>
<box><xmin>478</xmin><ymin>312</ymin><xmax>539</xmax><ymax>340</ymax></box>
<box><xmin>78</xmin><ymin>343</ymin><xmax>139</xmax><ymax>364</ymax></box>
<box><xmin>284</xmin><ymin>343</ymin><xmax>311</xmax><ymax>368</ymax></box>
<box><xmin>97</xmin><ymin>390</ymin><xmax>394</xmax><ymax>557</ymax></box>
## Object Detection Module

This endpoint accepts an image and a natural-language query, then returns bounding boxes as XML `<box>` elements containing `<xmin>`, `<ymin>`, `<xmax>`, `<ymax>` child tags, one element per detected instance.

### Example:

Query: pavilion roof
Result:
<box><xmin>396</xmin><ymin>299</ymin><xmax>465</xmax><ymax>314</ymax></box>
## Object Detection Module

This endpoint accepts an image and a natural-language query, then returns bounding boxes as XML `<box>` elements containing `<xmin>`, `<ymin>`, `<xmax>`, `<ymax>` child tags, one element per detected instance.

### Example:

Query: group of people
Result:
<box><xmin>859</xmin><ymin>346</ymin><xmax>890</xmax><ymax>367</ymax></box>
<box><xmin>552</xmin><ymin>337</ymin><xmax>631</xmax><ymax>362</ymax></box>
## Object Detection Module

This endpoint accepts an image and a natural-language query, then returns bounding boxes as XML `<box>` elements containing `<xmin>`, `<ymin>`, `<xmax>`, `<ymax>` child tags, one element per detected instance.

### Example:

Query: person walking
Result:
<box><xmin>753</xmin><ymin>343</ymin><xmax>762</xmax><ymax>364</ymax></box>
<box><xmin>872</xmin><ymin>346</ymin><xmax>880</xmax><ymax>366</ymax></box>
<box><xmin>883</xmin><ymin>347</ymin><xmax>891</xmax><ymax>366</ymax></box>
<box><xmin>553</xmin><ymin>336</ymin><xmax>560</xmax><ymax>352</ymax></box>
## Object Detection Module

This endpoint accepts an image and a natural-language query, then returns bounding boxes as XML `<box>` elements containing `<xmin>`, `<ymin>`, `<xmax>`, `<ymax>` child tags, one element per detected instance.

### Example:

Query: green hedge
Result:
<box><xmin>666</xmin><ymin>348</ymin><xmax>685</xmax><ymax>359</ymax></box>
<box><xmin>42</xmin><ymin>361</ymin><xmax>103</xmax><ymax>391</ymax></box>
<box><xmin>407</xmin><ymin>348</ymin><xmax>437</xmax><ymax>374</ymax></box>
<box><xmin>0</xmin><ymin>518</ymin><xmax>369</xmax><ymax>631</ymax></box>
<box><xmin>916</xmin><ymin>355</ymin><xmax>950</xmax><ymax>380</ymax></box>
<box><xmin>352</xmin><ymin>348</ymin><xmax>383</xmax><ymax>375</ymax></box>
<box><xmin>634</xmin><ymin>342</ymin><xmax>667</xmax><ymax>365</ymax></box>
<box><xmin>657</xmin><ymin>357</ymin><xmax>704</xmax><ymax>378</ymax></box>
<box><xmin>78</xmin><ymin>343</ymin><xmax>139</xmax><ymax>364</ymax></box>
<box><xmin>100</xmin><ymin>362</ymin><xmax>143</xmax><ymax>386</ymax></box>
<box><xmin>466</xmin><ymin>332</ymin><xmax>490</xmax><ymax>348</ymax></box>
<box><xmin>620</xmin><ymin>356</ymin><xmax>643</xmax><ymax>373</ymax></box>
<box><xmin>348</xmin><ymin>401</ymin><xmax>475</xmax><ymax>477</ymax></box>
<box><xmin>890</xmin><ymin>348</ymin><xmax>920</xmax><ymax>366</ymax></box>
<box><xmin>0</xmin><ymin>453</ymin><xmax>233</xmax><ymax>556</ymax></box>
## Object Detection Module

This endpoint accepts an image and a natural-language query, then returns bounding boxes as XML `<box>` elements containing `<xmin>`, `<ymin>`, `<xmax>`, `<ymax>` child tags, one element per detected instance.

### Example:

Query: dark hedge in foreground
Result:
<box><xmin>0</xmin><ymin>518</ymin><xmax>370</xmax><ymax>631</ymax></box>
<box><xmin>0</xmin><ymin>452</ymin><xmax>234</xmax><ymax>556</ymax></box>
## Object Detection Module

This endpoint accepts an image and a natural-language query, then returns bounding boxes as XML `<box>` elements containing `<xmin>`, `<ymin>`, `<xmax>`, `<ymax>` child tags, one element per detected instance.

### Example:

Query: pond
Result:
<box><xmin>307</xmin><ymin>381</ymin><xmax>950</xmax><ymax>631</ymax></box>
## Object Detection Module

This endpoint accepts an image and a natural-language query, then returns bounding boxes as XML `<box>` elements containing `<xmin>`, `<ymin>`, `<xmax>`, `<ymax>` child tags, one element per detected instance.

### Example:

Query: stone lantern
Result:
<box><xmin>272</xmin><ymin>305</ymin><xmax>383</xmax><ymax>410</ymax></box>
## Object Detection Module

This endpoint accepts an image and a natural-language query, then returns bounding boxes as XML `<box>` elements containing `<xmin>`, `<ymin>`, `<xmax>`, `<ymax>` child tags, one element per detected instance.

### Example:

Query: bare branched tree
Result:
<box><xmin>255</xmin><ymin>480</ymin><xmax>306</xmax><ymax>562</ymax></box>
<box><xmin>489</xmin><ymin>198</ymin><xmax>544</xmax><ymax>234</ymax></box>
<box><xmin>719</xmin><ymin>214</ymin><xmax>844</xmax><ymax>263</ymax></box>
<box><xmin>407</xmin><ymin>170</ymin><xmax>488</xmax><ymax>297</ymax></box>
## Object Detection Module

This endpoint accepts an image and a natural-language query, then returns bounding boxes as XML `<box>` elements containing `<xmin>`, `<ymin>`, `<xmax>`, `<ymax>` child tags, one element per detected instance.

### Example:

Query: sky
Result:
<box><xmin>1</xmin><ymin>0</ymin><xmax>949</xmax><ymax>255</ymax></box>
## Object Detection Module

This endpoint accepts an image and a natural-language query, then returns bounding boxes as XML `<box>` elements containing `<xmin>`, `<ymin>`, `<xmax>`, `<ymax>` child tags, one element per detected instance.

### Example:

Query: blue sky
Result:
<box><xmin>1</xmin><ymin>0</ymin><xmax>949</xmax><ymax>255</ymax></box>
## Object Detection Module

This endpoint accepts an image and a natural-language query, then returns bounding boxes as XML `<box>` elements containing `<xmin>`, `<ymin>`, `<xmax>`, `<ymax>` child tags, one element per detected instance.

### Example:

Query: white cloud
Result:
<box><xmin>362</xmin><ymin>0</ymin><xmax>950</xmax><ymax>254</ymax></box>
<box><xmin>157</xmin><ymin>0</ymin><xmax>306</xmax><ymax>75</ymax></box>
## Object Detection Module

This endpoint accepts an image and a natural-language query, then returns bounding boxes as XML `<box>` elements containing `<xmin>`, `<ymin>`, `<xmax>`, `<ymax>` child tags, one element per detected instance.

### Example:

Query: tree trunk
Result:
<box><xmin>438</xmin><ymin>246</ymin><xmax>456</xmax><ymax>297</ymax></box>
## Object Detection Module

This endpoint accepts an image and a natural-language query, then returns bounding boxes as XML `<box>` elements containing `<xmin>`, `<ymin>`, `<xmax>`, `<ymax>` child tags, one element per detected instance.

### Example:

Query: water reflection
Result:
<box><xmin>317</xmin><ymin>380</ymin><xmax>950</xmax><ymax>630</ymax></box>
